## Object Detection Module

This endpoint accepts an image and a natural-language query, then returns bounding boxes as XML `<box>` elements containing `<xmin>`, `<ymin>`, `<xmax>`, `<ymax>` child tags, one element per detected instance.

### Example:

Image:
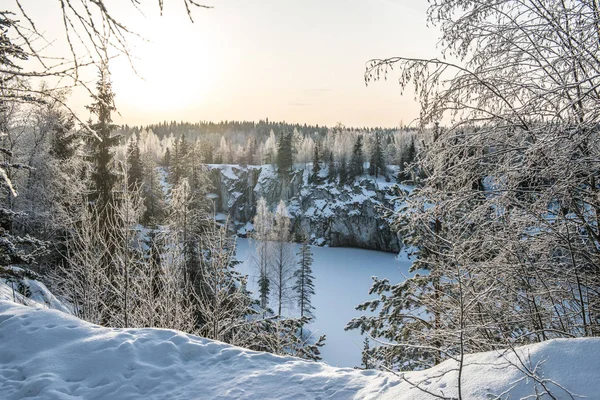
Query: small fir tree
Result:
<box><xmin>293</xmin><ymin>239</ymin><xmax>316</xmax><ymax>336</ymax></box>
<box><xmin>350</xmin><ymin>136</ymin><xmax>364</xmax><ymax>180</ymax></box>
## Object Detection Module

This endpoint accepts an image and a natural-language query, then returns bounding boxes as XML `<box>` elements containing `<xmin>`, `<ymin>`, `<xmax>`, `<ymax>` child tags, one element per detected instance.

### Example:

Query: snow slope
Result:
<box><xmin>1</xmin><ymin>301</ymin><xmax>599</xmax><ymax>400</ymax></box>
<box><xmin>0</xmin><ymin>274</ymin><xmax>71</xmax><ymax>315</ymax></box>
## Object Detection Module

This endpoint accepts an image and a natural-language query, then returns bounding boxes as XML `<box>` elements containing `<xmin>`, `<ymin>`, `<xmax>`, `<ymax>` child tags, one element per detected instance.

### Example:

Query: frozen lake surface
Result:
<box><xmin>235</xmin><ymin>238</ymin><xmax>412</xmax><ymax>368</ymax></box>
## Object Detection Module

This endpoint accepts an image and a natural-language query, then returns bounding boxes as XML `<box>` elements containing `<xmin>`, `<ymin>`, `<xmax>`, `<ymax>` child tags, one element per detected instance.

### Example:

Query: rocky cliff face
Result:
<box><xmin>208</xmin><ymin>164</ymin><xmax>402</xmax><ymax>253</ymax></box>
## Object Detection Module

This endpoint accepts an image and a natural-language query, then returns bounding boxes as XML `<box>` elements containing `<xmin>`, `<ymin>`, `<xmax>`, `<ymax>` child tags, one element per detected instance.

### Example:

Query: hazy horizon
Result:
<box><xmin>20</xmin><ymin>0</ymin><xmax>439</xmax><ymax>128</ymax></box>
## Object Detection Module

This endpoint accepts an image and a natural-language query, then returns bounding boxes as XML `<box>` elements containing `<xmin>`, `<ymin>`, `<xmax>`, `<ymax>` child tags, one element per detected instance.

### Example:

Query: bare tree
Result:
<box><xmin>270</xmin><ymin>200</ymin><xmax>295</xmax><ymax>316</ymax></box>
<box><xmin>196</xmin><ymin>220</ymin><xmax>252</xmax><ymax>342</ymax></box>
<box><xmin>350</xmin><ymin>0</ymin><xmax>600</xmax><ymax>389</ymax></box>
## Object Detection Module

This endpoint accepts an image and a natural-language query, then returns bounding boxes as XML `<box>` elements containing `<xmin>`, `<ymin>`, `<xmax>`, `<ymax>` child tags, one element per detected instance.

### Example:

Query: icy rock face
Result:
<box><xmin>208</xmin><ymin>165</ymin><xmax>401</xmax><ymax>252</ymax></box>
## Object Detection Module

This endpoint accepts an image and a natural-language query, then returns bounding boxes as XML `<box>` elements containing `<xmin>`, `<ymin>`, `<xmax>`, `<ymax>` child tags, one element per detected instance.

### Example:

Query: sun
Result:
<box><xmin>111</xmin><ymin>14</ymin><xmax>220</xmax><ymax>114</ymax></box>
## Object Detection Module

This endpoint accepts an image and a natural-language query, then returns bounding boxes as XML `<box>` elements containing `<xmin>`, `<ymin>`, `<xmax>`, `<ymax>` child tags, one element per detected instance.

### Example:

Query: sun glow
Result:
<box><xmin>111</xmin><ymin>12</ymin><xmax>220</xmax><ymax>114</ymax></box>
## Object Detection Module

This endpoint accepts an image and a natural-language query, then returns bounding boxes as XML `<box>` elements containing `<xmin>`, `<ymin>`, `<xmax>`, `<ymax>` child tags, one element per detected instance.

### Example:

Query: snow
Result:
<box><xmin>214</xmin><ymin>213</ymin><xmax>228</xmax><ymax>222</ymax></box>
<box><xmin>0</xmin><ymin>277</ymin><xmax>71</xmax><ymax>315</ymax></box>
<box><xmin>221</xmin><ymin>165</ymin><xmax>239</xmax><ymax>181</ymax></box>
<box><xmin>1</xmin><ymin>300</ymin><xmax>599</xmax><ymax>399</ymax></box>
<box><xmin>237</xmin><ymin>222</ymin><xmax>254</xmax><ymax>236</ymax></box>
<box><xmin>235</xmin><ymin>238</ymin><xmax>412</xmax><ymax>368</ymax></box>
<box><xmin>156</xmin><ymin>166</ymin><xmax>171</xmax><ymax>197</ymax></box>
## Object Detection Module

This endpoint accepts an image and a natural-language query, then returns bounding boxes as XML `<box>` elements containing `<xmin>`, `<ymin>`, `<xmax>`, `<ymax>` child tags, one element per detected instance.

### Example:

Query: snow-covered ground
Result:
<box><xmin>1</xmin><ymin>300</ymin><xmax>598</xmax><ymax>400</ymax></box>
<box><xmin>235</xmin><ymin>238</ymin><xmax>412</xmax><ymax>368</ymax></box>
<box><xmin>0</xmin><ymin>272</ymin><xmax>71</xmax><ymax>315</ymax></box>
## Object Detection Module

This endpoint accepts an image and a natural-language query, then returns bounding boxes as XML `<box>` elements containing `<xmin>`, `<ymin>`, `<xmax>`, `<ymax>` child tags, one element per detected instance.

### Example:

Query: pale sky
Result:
<box><xmin>16</xmin><ymin>0</ymin><xmax>440</xmax><ymax>128</ymax></box>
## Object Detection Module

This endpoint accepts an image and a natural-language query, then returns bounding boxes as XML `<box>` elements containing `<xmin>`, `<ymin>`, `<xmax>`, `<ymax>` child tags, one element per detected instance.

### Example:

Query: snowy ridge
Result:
<box><xmin>1</xmin><ymin>301</ymin><xmax>599</xmax><ymax>399</ymax></box>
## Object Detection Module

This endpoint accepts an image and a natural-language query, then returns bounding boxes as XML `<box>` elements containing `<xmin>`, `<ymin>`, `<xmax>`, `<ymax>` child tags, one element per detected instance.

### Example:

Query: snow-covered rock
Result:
<box><xmin>1</xmin><ymin>301</ymin><xmax>599</xmax><ymax>399</ymax></box>
<box><xmin>208</xmin><ymin>164</ymin><xmax>403</xmax><ymax>252</ymax></box>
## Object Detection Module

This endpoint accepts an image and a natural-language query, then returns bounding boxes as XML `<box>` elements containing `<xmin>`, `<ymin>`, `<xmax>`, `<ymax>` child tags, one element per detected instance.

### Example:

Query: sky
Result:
<box><xmin>14</xmin><ymin>0</ymin><xmax>440</xmax><ymax>128</ymax></box>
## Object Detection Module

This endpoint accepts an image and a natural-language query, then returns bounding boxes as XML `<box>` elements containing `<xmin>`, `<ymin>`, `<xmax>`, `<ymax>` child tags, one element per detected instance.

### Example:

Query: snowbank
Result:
<box><xmin>1</xmin><ymin>301</ymin><xmax>599</xmax><ymax>399</ymax></box>
<box><xmin>0</xmin><ymin>273</ymin><xmax>71</xmax><ymax>315</ymax></box>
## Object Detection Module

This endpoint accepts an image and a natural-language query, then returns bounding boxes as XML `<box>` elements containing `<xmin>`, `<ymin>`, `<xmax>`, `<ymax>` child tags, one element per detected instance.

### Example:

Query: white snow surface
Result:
<box><xmin>0</xmin><ymin>277</ymin><xmax>71</xmax><ymax>314</ymax></box>
<box><xmin>1</xmin><ymin>300</ymin><xmax>599</xmax><ymax>399</ymax></box>
<box><xmin>235</xmin><ymin>238</ymin><xmax>412</xmax><ymax>368</ymax></box>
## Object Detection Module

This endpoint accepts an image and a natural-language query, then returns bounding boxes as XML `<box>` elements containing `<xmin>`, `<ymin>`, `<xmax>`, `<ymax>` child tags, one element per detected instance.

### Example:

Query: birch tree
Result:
<box><xmin>350</xmin><ymin>0</ymin><xmax>600</xmax><ymax>377</ymax></box>
<box><xmin>270</xmin><ymin>200</ymin><xmax>295</xmax><ymax>316</ymax></box>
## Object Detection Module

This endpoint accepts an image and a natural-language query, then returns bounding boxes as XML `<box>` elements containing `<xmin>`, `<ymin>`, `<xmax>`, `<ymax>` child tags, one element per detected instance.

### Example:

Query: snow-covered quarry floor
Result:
<box><xmin>1</xmin><ymin>301</ymin><xmax>599</xmax><ymax>400</ymax></box>
<box><xmin>235</xmin><ymin>238</ymin><xmax>412</xmax><ymax>368</ymax></box>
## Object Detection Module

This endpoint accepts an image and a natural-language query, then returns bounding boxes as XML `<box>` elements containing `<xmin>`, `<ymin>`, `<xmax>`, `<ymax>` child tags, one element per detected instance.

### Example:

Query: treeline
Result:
<box><xmin>120</xmin><ymin>119</ymin><xmax>407</xmax><ymax>142</ymax></box>
<box><xmin>115</xmin><ymin>125</ymin><xmax>421</xmax><ymax>184</ymax></box>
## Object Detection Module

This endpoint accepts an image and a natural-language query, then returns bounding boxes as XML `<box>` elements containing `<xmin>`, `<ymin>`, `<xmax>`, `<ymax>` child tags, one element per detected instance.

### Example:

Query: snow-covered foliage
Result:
<box><xmin>350</xmin><ymin>0</ymin><xmax>600</xmax><ymax>379</ymax></box>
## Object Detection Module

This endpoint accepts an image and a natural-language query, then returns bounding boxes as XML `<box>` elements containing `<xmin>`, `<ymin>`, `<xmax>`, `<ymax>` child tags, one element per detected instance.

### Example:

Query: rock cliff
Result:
<box><xmin>208</xmin><ymin>164</ymin><xmax>402</xmax><ymax>253</ymax></box>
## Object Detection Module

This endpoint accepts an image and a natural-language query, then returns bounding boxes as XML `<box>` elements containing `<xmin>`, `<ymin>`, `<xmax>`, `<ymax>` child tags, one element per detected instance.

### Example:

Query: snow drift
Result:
<box><xmin>1</xmin><ymin>301</ymin><xmax>599</xmax><ymax>399</ymax></box>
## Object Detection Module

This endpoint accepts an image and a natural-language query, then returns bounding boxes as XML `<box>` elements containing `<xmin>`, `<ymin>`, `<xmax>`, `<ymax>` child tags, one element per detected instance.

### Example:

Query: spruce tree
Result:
<box><xmin>171</xmin><ymin>134</ymin><xmax>190</xmax><ymax>185</ymax></box>
<box><xmin>349</xmin><ymin>136</ymin><xmax>364</xmax><ymax>180</ymax></box>
<box><xmin>48</xmin><ymin>109</ymin><xmax>76</xmax><ymax>161</ymax></box>
<box><xmin>339</xmin><ymin>155</ymin><xmax>348</xmax><ymax>185</ymax></box>
<box><xmin>368</xmin><ymin>132</ymin><xmax>386</xmax><ymax>178</ymax></box>
<box><xmin>162</xmin><ymin>147</ymin><xmax>171</xmax><ymax>169</ymax></box>
<box><xmin>293</xmin><ymin>239</ymin><xmax>315</xmax><ymax>336</ymax></box>
<box><xmin>253</xmin><ymin>197</ymin><xmax>272</xmax><ymax>312</ymax></box>
<box><xmin>310</xmin><ymin>141</ymin><xmax>320</xmax><ymax>183</ymax></box>
<box><xmin>361</xmin><ymin>337</ymin><xmax>371</xmax><ymax>369</ymax></box>
<box><xmin>397</xmin><ymin>136</ymin><xmax>416</xmax><ymax>182</ymax></box>
<box><xmin>276</xmin><ymin>131</ymin><xmax>293</xmax><ymax>176</ymax></box>
<box><xmin>327</xmin><ymin>151</ymin><xmax>336</xmax><ymax>182</ymax></box>
<box><xmin>87</xmin><ymin>61</ymin><xmax>120</xmax><ymax>215</ymax></box>
<box><xmin>127</xmin><ymin>136</ymin><xmax>143</xmax><ymax>190</ymax></box>
<box><xmin>141</xmin><ymin>154</ymin><xmax>166</xmax><ymax>226</ymax></box>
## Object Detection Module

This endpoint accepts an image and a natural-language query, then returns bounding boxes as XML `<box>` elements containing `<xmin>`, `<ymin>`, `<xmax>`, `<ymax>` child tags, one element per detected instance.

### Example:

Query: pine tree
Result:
<box><xmin>349</xmin><ymin>136</ymin><xmax>364</xmax><ymax>180</ymax></box>
<box><xmin>293</xmin><ymin>239</ymin><xmax>315</xmax><ymax>336</ymax></box>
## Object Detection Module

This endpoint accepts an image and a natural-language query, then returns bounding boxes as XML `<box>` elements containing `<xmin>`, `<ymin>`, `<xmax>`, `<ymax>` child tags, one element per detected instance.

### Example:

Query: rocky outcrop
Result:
<box><xmin>207</xmin><ymin>164</ymin><xmax>401</xmax><ymax>253</ymax></box>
